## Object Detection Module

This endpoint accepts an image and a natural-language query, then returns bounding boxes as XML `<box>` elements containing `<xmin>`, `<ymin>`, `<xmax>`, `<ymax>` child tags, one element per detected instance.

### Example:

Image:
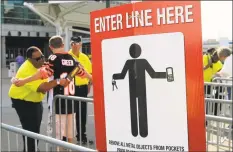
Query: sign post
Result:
<box><xmin>91</xmin><ymin>1</ymin><xmax>206</xmax><ymax>152</ymax></box>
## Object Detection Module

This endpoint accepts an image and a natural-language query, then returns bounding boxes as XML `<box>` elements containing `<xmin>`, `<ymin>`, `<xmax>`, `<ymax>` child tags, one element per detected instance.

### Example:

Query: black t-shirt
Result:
<box><xmin>48</xmin><ymin>53</ymin><xmax>79</xmax><ymax>96</ymax></box>
<box><xmin>47</xmin><ymin>53</ymin><xmax>79</xmax><ymax>114</ymax></box>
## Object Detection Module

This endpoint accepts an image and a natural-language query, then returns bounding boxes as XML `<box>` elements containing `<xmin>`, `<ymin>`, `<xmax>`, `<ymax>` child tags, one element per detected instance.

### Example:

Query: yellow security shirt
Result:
<box><xmin>8</xmin><ymin>60</ymin><xmax>48</xmax><ymax>102</ymax></box>
<box><xmin>68</xmin><ymin>50</ymin><xmax>92</xmax><ymax>86</ymax></box>
<box><xmin>203</xmin><ymin>54</ymin><xmax>222</xmax><ymax>82</ymax></box>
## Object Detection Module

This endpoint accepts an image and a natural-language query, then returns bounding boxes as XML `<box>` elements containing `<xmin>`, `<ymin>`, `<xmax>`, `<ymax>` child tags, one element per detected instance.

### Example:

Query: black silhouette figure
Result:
<box><xmin>112</xmin><ymin>43</ymin><xmax>174</xmax><ymax>138</ymax></box>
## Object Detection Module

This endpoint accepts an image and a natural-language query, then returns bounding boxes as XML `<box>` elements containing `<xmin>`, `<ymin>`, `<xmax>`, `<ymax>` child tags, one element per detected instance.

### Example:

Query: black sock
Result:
<box><xmin>62</xmin><ymin>136</ymin><xmax>68</xmax><ymax>142</ymax></box>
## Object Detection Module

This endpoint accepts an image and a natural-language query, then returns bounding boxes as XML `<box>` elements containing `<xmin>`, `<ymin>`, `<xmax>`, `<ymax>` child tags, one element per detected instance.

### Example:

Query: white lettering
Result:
<box><xmin>175</xmin><ymin>6</ymin><xmax>184</xmax><ymax>23</ymax></box>
<box><xmin>111</xmin><ymin>14</ymin><xmax>117</xmax><ymax>30</ymax></box>
<box><xmin>94</xmin><ymin>14</ymin><xmax>123</xmax><ymax>33</ymax></box>
<box><xmin>99</xmin><ymin>17</ymin><xmax>106</xmax><ymax>32</ymax></box>
<box><xmin>105</xmin><ymin>16</ymin><xmax>111</xmax><ymax>31</ymax></box>
<box><xmin>157</xmin><ymin>5</ymin><xmax>194</xmax><ymax>25</ymax></box>
<box><xmin>157</xmin><ymin>8</ymin><xmax>166</xmax><ymax>25</ymax></box>
<box><xmin>126</xmin><ymin>9</ymin><xmax>152</xmax><ymax>28</ymax></box>
<box><xmin>61</xmin><ymin>60</ymin><xmax>74</xmax><ymax>66</ymax></box>
<box><xmin>185</xmin><ymin>5</ymin><xmax>194</xmax><ymax>23</ymax></box>
<box><xmin>116</xmin><ymin>14</ymin><xmax>123</xmax><ymax>30</ymax></box>
<box><xmin>126</xmin><ymin>12</ymin><xmax>132</xmax><ymax>28</ymax></box>
<box><xmin>145</xmin><ymin>9</ymin><xmax>152</xmax><ymax>26</ymax></box>
<box><xmin>49</xmin><ymin>55</ymin><xmax>57</xmax><ymax>61</ymax></box>
<box><xmin>94</xmin><ymin>18</ymin><xmax>99</xmax><ymax>33</ymax></box>
<box><xmin>166</xmin><ymin>7</ymin><xmax>175</xmax><ymax>24</ymax></box>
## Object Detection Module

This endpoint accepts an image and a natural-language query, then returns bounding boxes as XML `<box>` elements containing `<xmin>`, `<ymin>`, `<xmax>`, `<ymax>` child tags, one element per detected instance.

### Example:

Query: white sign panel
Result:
<box><xmin>101</xmin><ymin>32</ymin><xmax>189</xmax><ymax>152</ymax></box>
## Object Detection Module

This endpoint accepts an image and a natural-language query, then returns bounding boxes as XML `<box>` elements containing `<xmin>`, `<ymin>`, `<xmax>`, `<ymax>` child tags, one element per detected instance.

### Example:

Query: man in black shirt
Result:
<box><xmin>46</xmin><ymin>35</ymin><xmax>83</xmax><ymax>144</ymax></box>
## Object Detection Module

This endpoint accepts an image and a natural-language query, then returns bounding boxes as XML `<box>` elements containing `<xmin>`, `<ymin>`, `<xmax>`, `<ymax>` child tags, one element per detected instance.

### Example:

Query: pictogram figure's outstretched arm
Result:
<box><xmin>145</xmin><ymin>60</ymin><xmax>167</xmax><ymax>79</ymax></box>
<box><xmin>112</xmin><ymin>61</ymin><xmax>129</xmax><ymax>80</ymax></box>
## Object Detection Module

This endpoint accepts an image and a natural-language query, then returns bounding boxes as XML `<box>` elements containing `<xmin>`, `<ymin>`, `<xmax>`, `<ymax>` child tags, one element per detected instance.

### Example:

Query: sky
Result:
<box><xmin>48</xmin><ymin>1</ymin><xmax>232</xmax><ymax>40</ymax></box>
<box><xmin>201</xmin><ymin>1</ymin><xmax>232</xmax><ymax>40</ymax></box>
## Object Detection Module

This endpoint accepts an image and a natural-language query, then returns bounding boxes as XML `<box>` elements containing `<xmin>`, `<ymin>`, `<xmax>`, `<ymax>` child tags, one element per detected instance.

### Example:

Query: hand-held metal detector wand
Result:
<box><xmin>66</xmin><ymin>62</ymin><xmax>82</xmax><ymax>81</ymax></box>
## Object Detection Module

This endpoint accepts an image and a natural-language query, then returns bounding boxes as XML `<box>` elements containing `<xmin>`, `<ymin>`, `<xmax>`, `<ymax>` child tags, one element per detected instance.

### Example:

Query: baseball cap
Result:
<box><xmin>70</xmin><ymin>36</ymin><xmax>82</xmax><ymax>43</ymax></box>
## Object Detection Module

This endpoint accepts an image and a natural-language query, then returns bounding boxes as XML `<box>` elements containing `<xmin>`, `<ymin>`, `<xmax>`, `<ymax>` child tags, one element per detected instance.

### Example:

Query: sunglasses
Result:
<box><xmin>71</xmin><ymin>42</ymin><xmax>81</xmax><ymax>46</ymax></box>
<box><xmin>33</xmin><ymin>55</ymin><xmax>44</xmax><ymax>61</ymax></box>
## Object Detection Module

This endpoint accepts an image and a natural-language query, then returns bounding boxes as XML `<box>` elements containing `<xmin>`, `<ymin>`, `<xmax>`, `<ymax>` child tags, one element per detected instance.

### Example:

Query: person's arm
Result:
<box><xmin>112</xmin><ymin>61</ymin><xmax>129</xmax><ymax>80</ymax></box>
<box><xmin>217</xmin><ymin>56</ymin><xmax>232</xmax><ymax>77</ymax></box>
<box><xmin>86</xmin><ymin>56</ymin><xmax>93</xmax><ymax>82</ymax></box>
<box><xmin>85</xmin><ymin>58</ymin><xmax>93</xmax><ymax>93</ymax></box>
<box><xmin>13</xmin><ymin>55</ymin><xmax>57</xmax><ymax>87</ymax></box>
<box><xmin>203</xmin><ymin>54</ymin><xmax>212</xmax><ymax>70</ymax></box>
<box><xmin>37</xmin><ymin>78</ymin><xmax>69</xmax><ymax>93</ymax></box>
<box><xmin>13</xmin><ymin>64</ymin><xmax>54</xmax><ymax>87</ymax></box>
<box><xmin>82</xmin><ymin>70</ymin><xmax>92</xmax><ymax>81</ymax></box>
<box><xmin>66</xmin><ymin>60</ymin><xmax>92</xmax><ymax>82</ymax></box>
<box><xmin>79</xmin><ymin>57</ymin><xmax>93</xmax><ymax>82</ymax></box>
<box><xmin>24</xmin><ymin>78</ymin><xmax>69</xmax><ymax>94</ymax></box>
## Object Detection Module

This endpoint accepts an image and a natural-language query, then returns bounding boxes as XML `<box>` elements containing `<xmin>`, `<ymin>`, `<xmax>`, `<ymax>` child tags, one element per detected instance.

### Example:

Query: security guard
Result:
<box><xmin>9</xmin><ymin>46</ymin><xmax>67</xmax><ymax>152</ymax></box>
<box><xmin>68</xmin><ymin>36</ymin><xmax>92</xmax><ymax>144</ymax></box>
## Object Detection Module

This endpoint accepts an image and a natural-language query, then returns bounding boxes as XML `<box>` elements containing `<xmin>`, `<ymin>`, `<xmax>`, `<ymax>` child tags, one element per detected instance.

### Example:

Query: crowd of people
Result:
<box><xmin>9</xmin><ymin>35</ymin><xmax>92</xmax><ymax>152</ymax></box>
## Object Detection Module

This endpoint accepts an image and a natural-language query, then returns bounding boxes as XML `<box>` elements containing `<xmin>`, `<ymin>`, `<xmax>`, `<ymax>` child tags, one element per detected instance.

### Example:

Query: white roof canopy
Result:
<box><xmin>24</xmin><ymin>1</ymin><xmax>130</xmax><ymax>31</ymax></box>
<box><xmin>23</xmin><ymin>1</ymin><xmax>130</xmax><ymax>50</ymax></box>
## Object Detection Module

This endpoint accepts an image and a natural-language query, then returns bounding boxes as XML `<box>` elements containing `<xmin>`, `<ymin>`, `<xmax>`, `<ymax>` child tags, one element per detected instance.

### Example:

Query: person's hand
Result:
<box><xmin>215</xmin><ymin>73</ymin><xmax>222</xmax><ymax>77</ymax></box>
<box><xmin>80</xmin><ymin>70</ymin><xmax>92</xmax><ymax>80</ymax></box>
<box><xmin>76</xmin><ymin>66</ymin><xmax>85</xmax><ymax>77</ymax></box>
<box><xmin>39</xmin><ymin>63</ymin><xmax>54</xmax><ymax>79</ymax></box>
<box><xmin>12</xmin><ymin>78</ymin><xmax>27</xmax><ymax>87</ymax></box>
<box><xmin>11</xmin><ymin>77</ymin><xmax>18</xmax><ymax>84</ymax></box>
<box><xmin>60</xmin><ymin>79</ymin><xmax>70</xmax><ymax>87</ymax></box>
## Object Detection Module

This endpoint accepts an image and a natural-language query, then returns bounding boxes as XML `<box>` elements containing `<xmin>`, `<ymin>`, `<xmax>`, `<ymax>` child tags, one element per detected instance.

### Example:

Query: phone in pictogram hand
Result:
<box><xmin>166</xmin><ymin>67</ymin><xmax>174</xmax><ymax>82</ymax></box>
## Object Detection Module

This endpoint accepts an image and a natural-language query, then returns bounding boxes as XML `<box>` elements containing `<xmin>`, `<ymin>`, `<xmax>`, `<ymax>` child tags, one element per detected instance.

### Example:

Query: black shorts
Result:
<box><xmin>55</xmin><ymin>98</ymin><xmax>76</xmax><ymax>114</ymax></box>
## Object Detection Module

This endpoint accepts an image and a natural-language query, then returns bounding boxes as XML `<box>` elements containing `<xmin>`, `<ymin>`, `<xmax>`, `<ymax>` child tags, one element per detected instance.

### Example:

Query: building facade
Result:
<box><xmin>1</xmin><ymin>0</ymin><xmax>56</xmax><ymax>68</ymax></box>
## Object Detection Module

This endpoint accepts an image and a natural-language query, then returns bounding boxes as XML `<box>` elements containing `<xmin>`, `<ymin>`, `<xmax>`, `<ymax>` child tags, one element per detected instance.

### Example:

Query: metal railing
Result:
<box><xmin>205</xmin><ymin>98</ymin><xmax>232</xmax><ymax>118</ymax></box>
<box><xmin>1</xmin><ymin>123</ymin><xmax>96</xmax><ymax>152</ymax></box>
<box><xmin>205</xmin><ymin>78</ymin><xmax>232</xmax><ymax>151</ymax></box>
<box><xmin>2</xmin><ymin>78</ymin><xmax>232</xmax><ymax>151</ymax></box>
<box><xmin>204</xmin><ymin>79</ymin><xmax>232</xmax><ymax>117</ymax></box>
<box><xmin>206</xmin><ymin>115</ymin><xmax>232</xmax><ymax>151</ymax></box>
<box><xmin>212</xmin><ymin>77</ymin><xmax>232</xmax><ymax>83</ymax></box>
<box><xmin>47</xmin><ymin>95</ymin><xmax>95</xmax><ymax>150</ymax></box>
<box><xmin>204</xmin><ymin>82</ymin><xmax>232</xmax><ymax>98</ymax></box>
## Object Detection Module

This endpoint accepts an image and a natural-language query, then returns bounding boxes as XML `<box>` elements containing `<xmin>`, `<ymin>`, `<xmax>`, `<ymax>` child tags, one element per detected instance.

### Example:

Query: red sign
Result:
<box><xmin>91</xmin><ymin>1</ymin><xmax>205</xmax><ymax>152</ymax></box>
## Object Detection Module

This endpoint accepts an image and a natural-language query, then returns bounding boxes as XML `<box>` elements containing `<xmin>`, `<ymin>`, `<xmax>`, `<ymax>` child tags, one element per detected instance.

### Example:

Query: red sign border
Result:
<box><xmin>91</xmin><ymin>1</ymin><xmax>206</xmax><ymax>152</ymax></box>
